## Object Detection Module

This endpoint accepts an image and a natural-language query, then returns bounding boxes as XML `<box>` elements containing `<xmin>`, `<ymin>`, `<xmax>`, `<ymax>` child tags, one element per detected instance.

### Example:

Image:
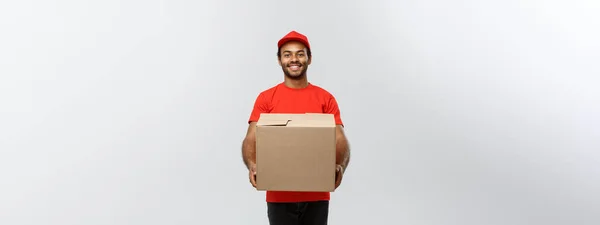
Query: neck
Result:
<box><xmin>284</xmin><ymin>76</ymin><xmax>309</xmax><ymax>89</ymax></box>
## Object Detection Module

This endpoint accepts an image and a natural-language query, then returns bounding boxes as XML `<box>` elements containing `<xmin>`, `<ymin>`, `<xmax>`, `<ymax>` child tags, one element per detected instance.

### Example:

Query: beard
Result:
<box><xmin>281</xmin><ymin>62</ymin><xmax>308</xmax><ymax>80</ymax></box>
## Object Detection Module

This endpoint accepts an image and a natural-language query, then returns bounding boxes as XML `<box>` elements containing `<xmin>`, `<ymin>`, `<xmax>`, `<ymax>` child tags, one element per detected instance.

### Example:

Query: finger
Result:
<box><xmin>251</xmin><ymin>174</ymin><xmax>257</xmax><ymax>187</ymax></box>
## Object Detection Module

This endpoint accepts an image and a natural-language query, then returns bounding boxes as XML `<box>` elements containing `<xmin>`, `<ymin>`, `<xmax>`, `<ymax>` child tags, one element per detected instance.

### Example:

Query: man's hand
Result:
<box><xmin>242</xmin><ymin>122</ymin><xmax>258</xmax><ymax>188</ymax></box>
<box><xmin>335</xmin><ymin>164</ymin><xmax>344</xmax><ymax>189</ymax></box>
<box><xmin>334</xmin><ymin>125</ymin><xmax>350</xmax><ymax>189</ymax></box>
<box><xmin>249</xmin><ymin>163</ymin><xmax>257</xmax><ymax>188</ymax></box>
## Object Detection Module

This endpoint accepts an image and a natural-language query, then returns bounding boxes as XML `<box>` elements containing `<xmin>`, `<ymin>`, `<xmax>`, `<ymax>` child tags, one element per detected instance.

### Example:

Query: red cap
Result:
<box><xmin>277</xmin><ymin>30</ymin><xmax>310</xmax><ymax>50</ymax></box>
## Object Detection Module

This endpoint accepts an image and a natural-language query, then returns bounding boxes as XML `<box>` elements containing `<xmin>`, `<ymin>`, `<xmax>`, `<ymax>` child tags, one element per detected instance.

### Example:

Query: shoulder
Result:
<box><xmin>260</xmin><ymin>82</ymin><xmax>283</xmax><ymax>94</ymax></box>
<box><xmin>309</xmin><ymin>83</ymin><xmax>336</xmax><ymax>98</ymax></box>
<box><xmin>255</xmin><ymin>82</ymin><xmax>284</xmax><ymax>101</ymax></box>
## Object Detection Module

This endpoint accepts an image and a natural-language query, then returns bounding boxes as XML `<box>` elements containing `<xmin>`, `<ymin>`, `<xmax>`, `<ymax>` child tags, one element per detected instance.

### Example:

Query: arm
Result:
<box><xmin>335</xmin><ymin>125</ymin><xmax>350</xmax><ymax>172</ymax></box>
<box><xmin>324</xmin><ymin>94</ymin><xmax>350</xmax><ymax>172</ymax></box>
<box><xmin>242</xmin><ymin>93</ymin><xmax>269</xmax><ymax>170</ymax></box>
<box><xmin>241</xmin><ymin>122</ymin><xmax>257</xmax><ymax>170</ymax></box>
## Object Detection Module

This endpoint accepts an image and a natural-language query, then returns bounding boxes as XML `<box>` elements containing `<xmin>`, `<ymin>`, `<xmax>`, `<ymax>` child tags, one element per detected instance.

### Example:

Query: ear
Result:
<box><xmin>307</xmin><ymin>55</ymin><xmax>312</xmax><ymax>65</ymax></box>
<box><xmin>277</xmin><ymin>57</ymin><xmax>282</xmax><ymax>66</ymax></box>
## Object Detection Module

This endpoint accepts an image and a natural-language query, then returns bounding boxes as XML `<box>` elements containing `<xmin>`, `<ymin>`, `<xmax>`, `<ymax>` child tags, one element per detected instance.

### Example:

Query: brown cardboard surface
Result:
<box><xmin>255</xmin><ymin>113</ymin><xmax>336</xmax><ymax>192</ymax></box>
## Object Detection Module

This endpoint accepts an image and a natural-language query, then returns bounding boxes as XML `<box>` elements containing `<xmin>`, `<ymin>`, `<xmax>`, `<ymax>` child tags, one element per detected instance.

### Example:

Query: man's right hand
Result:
<box><xmin>248</xmin><ymin>163</ymin><xmax>257</xmax><ymax>188</ymax></box>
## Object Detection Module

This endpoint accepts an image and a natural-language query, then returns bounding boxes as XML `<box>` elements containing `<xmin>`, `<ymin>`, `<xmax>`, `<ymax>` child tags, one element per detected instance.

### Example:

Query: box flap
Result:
<box><xmin>257</xmin><ymin>113</ymin><xmax>292</xmax><ymax>126</ymax></box>
<box><xmin>290</xmin><ymin>113</ymin><xmax>335</xmax><ymax>127</ymax></box>
<box><xmin>257</xmin><ymin>113</ymin><xmax>335</xmax><ymax>127</ymax></box>
<box><xmin>257</xmin><ymin>119</ymin><xmax>290</xmax><ymax>126</ymax></box>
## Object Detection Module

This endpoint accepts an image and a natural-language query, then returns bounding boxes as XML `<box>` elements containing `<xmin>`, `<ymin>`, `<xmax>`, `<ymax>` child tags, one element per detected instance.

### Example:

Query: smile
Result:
<box><xmin>289</xmin><ymin>65</ymin><xmax>302</xmax><ymax>71</ymax></box>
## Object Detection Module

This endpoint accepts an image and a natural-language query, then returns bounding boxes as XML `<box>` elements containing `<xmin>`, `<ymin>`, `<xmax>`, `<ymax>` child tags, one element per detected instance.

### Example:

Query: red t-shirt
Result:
<box><xmin>248</xmin><ymin>82</ymin><xmax>344</xmax><ymax>203</ymax></box>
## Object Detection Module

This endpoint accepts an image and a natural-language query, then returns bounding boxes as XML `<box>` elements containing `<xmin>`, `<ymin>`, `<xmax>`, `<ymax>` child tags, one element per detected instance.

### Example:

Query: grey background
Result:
<box><xmin>1</xmin><ymin>0</ymin><xmax>599</xmax><ymax>224</ymax></box>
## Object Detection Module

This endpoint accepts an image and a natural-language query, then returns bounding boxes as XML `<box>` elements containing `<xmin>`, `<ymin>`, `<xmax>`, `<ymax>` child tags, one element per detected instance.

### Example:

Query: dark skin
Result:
<box><xmin>242</xmin><ymin>41</ymin><xmax>351</xmax><ymax>189</ymax></box>
<box><xmin>241</xmin><ymin>121</ymin><xmax>258</xmax><ymax>187</ymax></box>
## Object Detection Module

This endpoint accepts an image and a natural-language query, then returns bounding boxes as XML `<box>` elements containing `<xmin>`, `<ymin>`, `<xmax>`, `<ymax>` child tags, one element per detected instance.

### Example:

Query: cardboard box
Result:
<box><xmin>255</xmin><ymin>113</ymin><xmax>336</xmax><ymax>192</ymax></box>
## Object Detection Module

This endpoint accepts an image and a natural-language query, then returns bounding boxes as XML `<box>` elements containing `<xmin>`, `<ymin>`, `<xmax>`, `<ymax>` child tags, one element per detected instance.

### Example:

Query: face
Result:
<box><xmin>278</xmin><ymin>41</ymin><xmax>311</xmax><ymax>80</ymax></box>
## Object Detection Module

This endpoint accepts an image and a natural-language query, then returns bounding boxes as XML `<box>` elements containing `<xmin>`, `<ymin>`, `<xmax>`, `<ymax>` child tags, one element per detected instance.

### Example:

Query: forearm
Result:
<box><xmin>336</xmin><ymin>135</ymin><xmax>350</xmax><ymax>171</ymax></box>
<box><xmin>242</xmin><ymin>137</ymin><xmax>256</xmax><ymax>169</ymax></box>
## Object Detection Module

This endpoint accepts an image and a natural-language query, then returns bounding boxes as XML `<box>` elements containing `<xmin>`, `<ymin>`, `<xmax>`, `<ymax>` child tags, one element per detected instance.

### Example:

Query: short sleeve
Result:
<box><xmin>325</xmin><ymin>95</ymin><xmax>344</xmax><ymax>126</ymax></box>
<box><xmin>248</xmin><ymin>93</ymin><xmax>270</xmax><ymax>123</ymax></box>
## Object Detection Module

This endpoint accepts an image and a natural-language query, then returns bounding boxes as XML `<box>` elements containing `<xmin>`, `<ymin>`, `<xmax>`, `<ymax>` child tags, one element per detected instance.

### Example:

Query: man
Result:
<box><xmin>241</xmin><ymin>30</ymin><xmax>351</xmax><ymax>225</ymax></box>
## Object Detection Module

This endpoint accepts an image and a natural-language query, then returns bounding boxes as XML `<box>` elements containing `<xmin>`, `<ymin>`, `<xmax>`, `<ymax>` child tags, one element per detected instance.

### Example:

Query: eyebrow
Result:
<box><xmin>282</xmin><ymin>50</ymin><xmax>306</xmax><ymax>53</ymax></box>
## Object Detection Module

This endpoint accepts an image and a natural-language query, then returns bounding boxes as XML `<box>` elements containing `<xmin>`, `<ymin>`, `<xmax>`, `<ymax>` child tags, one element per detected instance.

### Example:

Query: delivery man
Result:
<box><xmin>241</xmin><ymin>30</ymin><xmax>351</xmax><ymax>225</ymax></box>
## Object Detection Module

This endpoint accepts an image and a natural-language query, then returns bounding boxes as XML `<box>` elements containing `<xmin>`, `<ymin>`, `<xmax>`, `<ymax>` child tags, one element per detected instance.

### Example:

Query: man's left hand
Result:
<box><xmin>335</xmin><ymin>164</ymin><xmax>344</xmax><ymax>189</ymax></box>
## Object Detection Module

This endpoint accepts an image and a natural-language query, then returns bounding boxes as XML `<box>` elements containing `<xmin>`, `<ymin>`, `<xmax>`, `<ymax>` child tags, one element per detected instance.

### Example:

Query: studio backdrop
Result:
<box><xmin>0</xmin><ymin>0</ymin><xmax>598</xmax><ymax>225</ymax></box>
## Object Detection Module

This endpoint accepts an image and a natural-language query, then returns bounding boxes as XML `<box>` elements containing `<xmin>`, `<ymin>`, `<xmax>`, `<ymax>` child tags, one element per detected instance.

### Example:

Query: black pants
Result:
<box><xmin>267</xmin><ymin>200</ymin><xmax>329</xmax><ymax>225</ymax></box>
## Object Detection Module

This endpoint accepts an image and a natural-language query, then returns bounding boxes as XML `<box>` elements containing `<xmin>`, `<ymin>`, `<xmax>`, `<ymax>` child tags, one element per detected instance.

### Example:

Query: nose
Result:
<box><xmin>290</xmin><ymin>55</ymin><xmax>299</xmax><ymax>62</ymax></box>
